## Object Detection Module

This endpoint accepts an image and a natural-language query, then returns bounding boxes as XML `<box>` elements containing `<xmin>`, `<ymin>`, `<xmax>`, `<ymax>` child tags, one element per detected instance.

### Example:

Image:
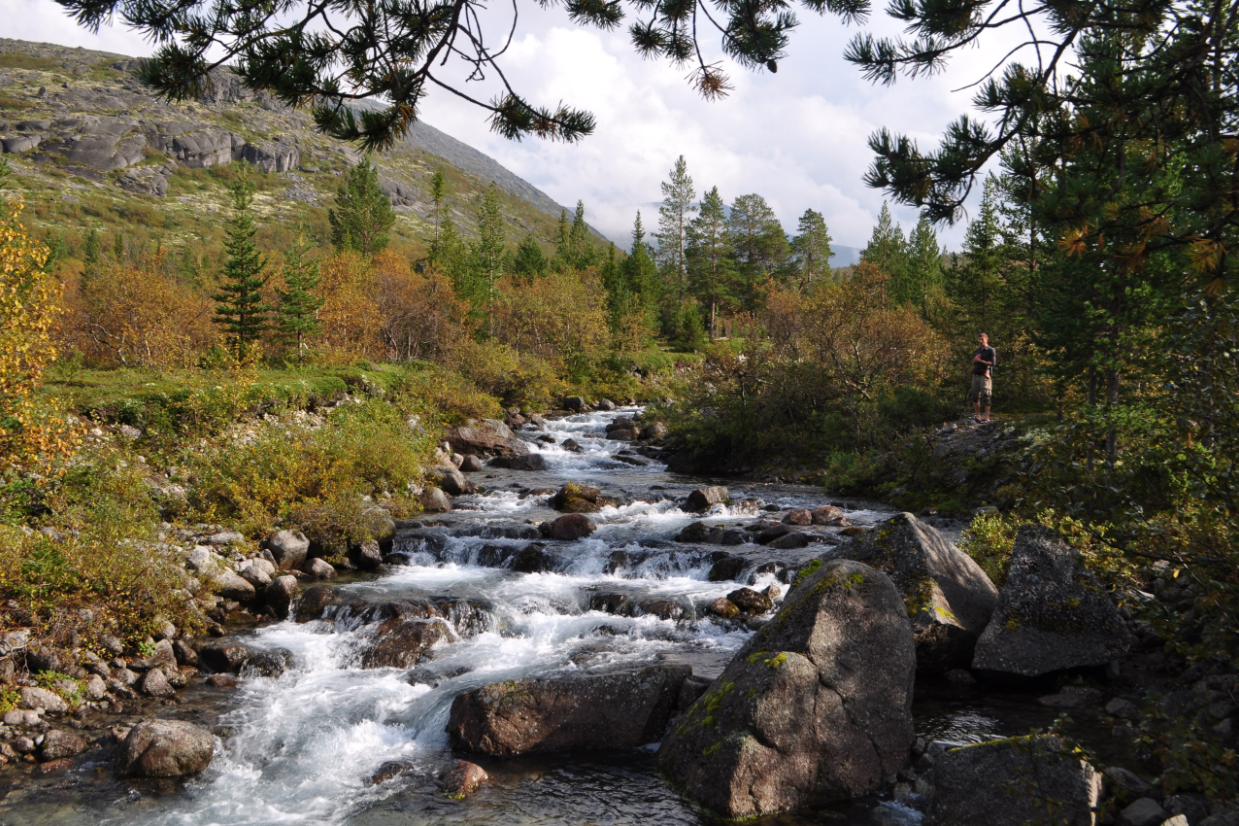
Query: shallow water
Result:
<box><xmin>0</xmin><ymin>408</ymin><xmax>1121</xmax><ymax>826</ymax></box>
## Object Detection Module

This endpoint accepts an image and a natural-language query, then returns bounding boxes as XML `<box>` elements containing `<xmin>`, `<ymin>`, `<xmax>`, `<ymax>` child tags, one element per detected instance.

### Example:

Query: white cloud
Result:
<box><xmin>5</xmin><ymin>0</ymin><xmax>1029</xmax><ymax>249</ymax></box>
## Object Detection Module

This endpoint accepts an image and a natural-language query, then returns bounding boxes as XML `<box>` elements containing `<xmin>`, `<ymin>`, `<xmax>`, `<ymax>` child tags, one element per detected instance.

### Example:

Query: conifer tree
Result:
<box><xmin>655</xmin><ymin>156</ymin><xmax>696</xmax><ymax>300</ymax></box>
<box><xmin>687</xmin><ymin>186</ymin><xmax>738</xmax><ymax>339</ymax></box>
<box><xmin>729</xmin><ymin>193</ymin><xmax>788</xmax><ymax>293</ymax></box>
<box><xmin>329</xmin><ymin>157</ymin><xmax>395</xmax><ymax>256</ymax></box>
<box><xmin>555</xmin><ymin>200</ymin><xmax>597</xmax><ymax>270</ymax></box>
<box><xmin>621</xmin><ymin>212</ymin><xmax>661</xmax><ymax>311</ymax></box>
<box><xmin>790</xmin><ymin>209</ymin><xmax>833</xmax><ymax>290</ymax></box>
<box><xmin>861</xmin><ymin>202</ymin><xmax>908</xmax><ymax>288</ymax></box>
<box><xmin>511</xmin><ymin>233</ymin><xmax>548</xmax><ymax>279</ymax></box>
<box><xmin>274</xmin><ymin>225</ymin><xmax>324</xmax><ymax>364</ymax></box>
<box><xmin>469</xmin><ymin>184</ymin><xmax>506</xmax><ymax>333</ymax></box>
<box><xmin>213</xmin><ymin>175</ymin><xmax>270</xmax><ymax>357</ymax></box>
<box><xmin>905</xmin><ymin>214</ymin><xmax>943</xmax><ymax>313</ymax></box>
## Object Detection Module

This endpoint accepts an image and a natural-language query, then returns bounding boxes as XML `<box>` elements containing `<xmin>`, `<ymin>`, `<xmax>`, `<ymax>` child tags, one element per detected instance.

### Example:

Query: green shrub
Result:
<box><xmin>960</xmin><ymin>511</ymin><xmax>1020</xmax><ymax>587</ymax></box>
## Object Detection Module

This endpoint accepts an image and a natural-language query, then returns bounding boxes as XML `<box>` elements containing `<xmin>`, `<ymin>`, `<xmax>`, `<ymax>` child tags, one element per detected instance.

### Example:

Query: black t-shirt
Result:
<box><xmin>973</xmin><ymin>346</ymin><xmax>997</xmax><ymax>376</ymax></box>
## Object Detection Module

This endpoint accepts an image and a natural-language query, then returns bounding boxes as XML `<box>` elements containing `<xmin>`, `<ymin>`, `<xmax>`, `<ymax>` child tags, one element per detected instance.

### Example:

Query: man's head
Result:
<box><xmin>978</xmin><ymin>331</ymin><xmax>989</xmax><ymax>346</ymax></box>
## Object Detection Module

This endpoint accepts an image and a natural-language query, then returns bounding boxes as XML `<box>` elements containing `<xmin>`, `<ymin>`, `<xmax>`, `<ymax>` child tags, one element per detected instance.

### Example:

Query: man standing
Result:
<box><xmin>971</xmin><ymin>331</ymin><xmax>997</xmax><ymax>423</ymax></box>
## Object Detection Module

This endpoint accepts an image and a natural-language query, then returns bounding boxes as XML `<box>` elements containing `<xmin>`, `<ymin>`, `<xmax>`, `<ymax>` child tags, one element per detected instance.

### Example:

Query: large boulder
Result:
<box><xmin>116</xmin><ymin>720</ymin><xmax>215</xmax><ymax>778</ymax></box>
<box><xmin>445</xmin><ymin>420</ymin><xmax>529</xmax><ymax>458</ymax></box>
<box><xmin>541</xmin><ymin>514</ymin><xmax>597</xmax><ymax>541</ymax></box>
<box><xmin>927</xmin><ymin>736</ymin><xmax>1102</xmax><ymax>826</ymax></box>
<box><xmin>658</xmin><ymin>559</ymin><xmax>915</xmax><ymax>820</ymax></box>
<box><xmin>264</xmin><ymin>575</ymin><xmax>299</xmax><ymax>619</ymax></box>
<box><xmin>419</xmin><ymin>487</ymin><xmax>452</xmax><ymax>513</ymax></box>
<box><xmin>549</xmin><ymin>482</ymin><xmax>602</xmax><ymax>513</ymax></box>
<box><xmin>432</xmin><ymin>466</ymin><xmax>470</xmax><ymax>497</ymax></box>
<box><xmin>685</xmin><ymin>486</ymin><xmax>730</xmax><ymax>513</ymax></box>
<box><xmin>972</xmin><ymin>526</ymin><xmax>1132</xmax><ymax>677</ymax></box>
<box><xmin>359</xmin><ymin>618</ymin><xmax>449</xmax><ymax>668</ymax></box>
<box><xmin>489</xmin><ymin>453</ymin><xmax>549</xmax><ymax>471</ymax></box>
<box><xmin>448</xmin><ymin>664</ymin><xmax>691</xmax><ymax>756</ymax></box>
<box><xmin>263</xmin><ymin>530</ymin><xmax>310</xmax><ymax>571</ymax></box>
<box><xmin>832</xmin><ymin>512</ymin><xmax>999</xmax><ymax>672</ymax></box>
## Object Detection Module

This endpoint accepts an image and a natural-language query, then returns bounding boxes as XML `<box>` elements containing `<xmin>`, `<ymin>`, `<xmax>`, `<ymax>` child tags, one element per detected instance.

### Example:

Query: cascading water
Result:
<box><xmin>13</xmin><ymin>408</ymin><xmax>1065</xmax><ymax>826</ymax></box>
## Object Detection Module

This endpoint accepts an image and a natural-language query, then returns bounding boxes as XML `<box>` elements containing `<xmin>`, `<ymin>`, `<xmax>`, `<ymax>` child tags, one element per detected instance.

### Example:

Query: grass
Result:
<box><xmin>0</xmin><ymin>53</ymin><xmax>59</xmax><ymax>71</ymax></box>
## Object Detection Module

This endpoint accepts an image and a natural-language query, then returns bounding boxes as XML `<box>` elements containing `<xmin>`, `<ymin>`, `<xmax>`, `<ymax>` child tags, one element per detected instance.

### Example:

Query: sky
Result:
<box><xmin>4</xmin><ymin>0</ymin><xmax>1025</xmax><ymax>250</ymax></box>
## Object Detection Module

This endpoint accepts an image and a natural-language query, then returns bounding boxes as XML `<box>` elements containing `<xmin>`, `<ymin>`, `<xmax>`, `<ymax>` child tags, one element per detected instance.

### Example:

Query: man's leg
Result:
<box><xmin>984</xmin><ymin>404</ymin><xmax>991</xmax><ymax>422</ymax></box>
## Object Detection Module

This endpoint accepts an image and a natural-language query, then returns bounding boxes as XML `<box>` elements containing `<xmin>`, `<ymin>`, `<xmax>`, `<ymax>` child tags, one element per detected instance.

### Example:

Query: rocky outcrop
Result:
<box><xmin>445</xmin><ymin>420</ymin><xmax>529</xmax><ymax>458</ymax></box>
<box><xmin>358</xmin><ymin>617</ymin><xmax>450</xmax><ymax>668</ymax></box>
<box><xmin>972</xmin><ymin>526</ymin><xmax>1132</xmax><ymax>677</ymax></box>
<box><xmin>447</xmin><ymin>664</ymin><xmax>692</xmax><ymax>755</ymax></box>
<box><xmin>832</xmin><ymin>512</ymin><xmax>999</xmax><ymax>672</ymax></box>
<box><xmin>116</xmin><ymin>720</ymin><xmax>215</xmax><ymax>778</ymax></box>
<box><xmin>927</xmin><ymin>736</ymin><xmax>1102</xmax><ymax>826</ymax></box>
<box><xmin>658</xmin><ymin>559</ymin><xmax>916</xmax><ymax>820</ymax></box>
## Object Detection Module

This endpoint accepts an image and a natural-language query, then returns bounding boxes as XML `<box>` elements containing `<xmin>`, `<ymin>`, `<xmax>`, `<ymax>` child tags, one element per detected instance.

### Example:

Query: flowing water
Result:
<box><xmin>0</xmin><ymin>409</ymin><xmax>1121</xmax><ymax>826</ymax></box>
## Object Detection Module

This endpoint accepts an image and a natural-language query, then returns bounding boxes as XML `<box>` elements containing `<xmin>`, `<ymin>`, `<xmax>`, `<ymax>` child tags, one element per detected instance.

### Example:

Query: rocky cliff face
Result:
<box><xmin>0</xmin><ymin>38</ymin><xmax>577</xmax><ymax>242</ymax></box>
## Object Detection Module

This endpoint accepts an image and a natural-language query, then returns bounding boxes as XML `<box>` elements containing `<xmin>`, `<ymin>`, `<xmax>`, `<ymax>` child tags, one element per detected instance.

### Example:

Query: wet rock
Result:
<box><xmin>944</xmin><ymin>668</ymin><xmax>977</xmax><ymax>685</ymax></box>
<box><xmin>767</xmin><ymin>532</ymin><xmax>810</xmax><ymax>550</ymax></box>
<box><xmin>34</xmin><ymin>757</ymin><xmax>75</xmax><ymax>776</ymax></box>
<box><xmin>1038</xmin><ymin>686</ymin><xmax>1103</xmax><ymax>709</ymax></box>
<box><xmin>727</xmin><ymin>588</ymin><xmax>773</xmax><ymax>615</ymax></box>
<box><xmin>19</xmin><ymin>686</ymin><xmax>67</xmax><ymax>713</ymax></box>
<box><xmin>116</xmin><ymin>720</ymin><xmax>214</xmax><ymax>778</ymax></box>
<box><xmin>214</xmin><ymin>570</ymin><xmax>257</xmax><ymax>602</ymax></box>
<box><xmin>674</xmin><ymin>521</ymin><xmax>711</xmax><ymax>543</ymax></box>
<box><xmin>562</xmin><ymin>439</ymin><xmax>582</xmax><ymax>452</ymax></box>
<box><xmin>811</xmin><ymin>506</ymin><xmax>845</xmax><ymax>525</ymax></box>
<box><xmin>833</xmin><ymin>512</ymin><xmax>1000</xmax><ymax>673</ymax></box>
<box><xmin>549</xmin><ymin>482</ymin><xmax>602</xmax><ymax>513</ymax></box>
<box><xmin>490</xmin><ymin>453</ymin><xmax>548</xmax><ymax>471</ymax></box>
<box><xmin>442</xmin><ymin>760</ymin><xmax>489</xmax><ymax>797</ymax></box>
<box><xmin>542</xmin><ymin>514</ymin><xmax>597</xmax><ymax>541</ymax></box>
<box><xmin>84</xmin><ymin>674</ymin><xmax>108</xmax><ymax>701</ymax></box>
<box><xmin>264</xmin><ymin>575</ymin><xmax>300</xmax><ymax>619</ymax></box>
<box><xmin>39</xmin><ymin>730</ymin><xmax>87</xmax><ymax>760</ymax></box>
<box><xmin>927</xmin><ymin>736</ymin><xmax>1101</xmax><ymax>826</ymax></box>
<box><xmin>658</xmin><ymin>559</ymin><xmax>916</xmax><ymax>820</ymax></box>
<box><xmin>243</xmin><ymin>650</ymin><xmax>290</xmax><ymax>678</ymax></box>
<box><xmin>707</xmin><ymin>598</ymin><xmax>741</xmax><ymax>619</ymax></box>
<box><xmin>640</xmin><ymin>422</ymin><xmax>669</xmax><ymax>440</ymax></box>
<box><xmin>359</xmin><ymin>618</ymin><xmax>449</xmax><ymax>668</ymax></box>
<box><xmin>446</xmin><ymin>420</ymin><xmax>529</xmax><ymax>458</ymax></box>
<box><xmin>590</xmin><ymin>592</ymin><xmax>632</xmax><ymax>616</ymax></box>
<box><xmin>972</xmin><ymin>525</ymin><xmax>1132</xmax><ymax>677</ymax></box>
<box><xmin>509</xmin><ymin>544</ymin><xmax>553</xmax><ymax>574</ymax></box>
<box><xmin>708</xmin><ymin>554</ymin><xmax>746</xmax><ymax>582</ymax></box>
<box><xmin>783</xmin><ymin>509</ymin><xmax>812</xmax><ymax>526</ymax></box>
<box><xmin>295</xmin><ymin>586</ymin><xmax>339</xmax><ymax>622</ymax></box>
<box><xmin>198</xmin><ymin>642</ymin><xmax>255</xmax><ymax>674</ymax></box>
<box><xmin>460</xmin><ymin>454</ymin><xmax>484</xmax><ymax>472</ymax></box>
<box><xmin>132</xmin><ymin>638</ymin><xmax>178</xmax><ymax>672</ymax></box>
<box><xmin>563</xmin><ymin>396</ymin><xmax>586</xmax><ymax>412</ymax></box>
<box><xmin>756</xmin><ymin>524</ymin><xmax>794</xmax><ymax>545</ymax></box>
<box><xmin>841</xmin><ymin>526</ymin><xmax>866</xmax><ymax>537</ymax></box>
<box><xmin>368</xmin><ymin>760</ymin><xmax>412</xmax><ymax>785</ymax></box>
<box><xmin>686</xmin><ymin>486</ymin><xmax>730</xmax><ymax>513</ymax></box>
<box><xmin>207</xmin><ymin>675</ymin><xmax>237</xmax><ymax>689</ymax></box>
<box><xmin>1118</xmin><ymin>798</ymin><xmax>1170</xmax><ymax>826</ymax></box>
<box><xmin>139</xmin><ymin>668</ymin><xmax>176</xmax><ymax>698</ymax></box>
<box><xmin>433</xmin><ymin>466</ymin><xmax>471</xmax><ymax>496</ymax></box>
<box><xmin>448</xmin><ymin>664</ymin><xmax>691</xmax><ymax>755</ymax></box>
<box><xmin>419</xmin><ymin>487</ymin><xmax>453</xmax><ymax>513</ymax></box>
<box><xmin>640</xmin><ymin>599</ymin><xmax>688</xmax><ymax>620</ymax></box>
<box><xmin>304</xmin><ymin>557</ymin><xmax>336</xmax><ymax>579</ymax></box>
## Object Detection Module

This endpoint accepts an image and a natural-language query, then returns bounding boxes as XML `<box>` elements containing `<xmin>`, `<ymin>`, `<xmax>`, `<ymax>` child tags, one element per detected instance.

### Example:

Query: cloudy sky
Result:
<box><xmin>6</xmin><ymin>0</ymin><xmax>1021</xmax><ymax>250</ymax></box>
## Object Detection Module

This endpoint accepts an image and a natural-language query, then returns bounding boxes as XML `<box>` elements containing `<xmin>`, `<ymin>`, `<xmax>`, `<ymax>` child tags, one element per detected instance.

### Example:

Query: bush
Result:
<box><xmin>960</xmin><ymin>511</ymin><xmax>1020</xmax><ymax>587</ymax></box>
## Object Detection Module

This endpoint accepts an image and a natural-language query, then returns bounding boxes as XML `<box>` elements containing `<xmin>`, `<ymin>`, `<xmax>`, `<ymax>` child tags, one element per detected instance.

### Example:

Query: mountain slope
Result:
<box><xmin>0</xmin><ymin>38</ymin><xmax>583</xmax><ymax>254</ymax></box>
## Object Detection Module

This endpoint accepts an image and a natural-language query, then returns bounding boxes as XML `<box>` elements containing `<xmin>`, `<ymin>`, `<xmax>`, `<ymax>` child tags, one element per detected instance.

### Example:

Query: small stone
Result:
<box><xmin>139</xmin><ymin>668</ymin><xmax>176</xmax><ymax>698</ymax></box>
<box><xmin>707</xmin><ymin>598</ymin><xmax>740</xmax><ymax>619</ymax></box>
<box><xmin>783</xmin><ymin>509</ymin><xmax>812</xmax><ymax>526</ymax></box>
<box><xmin>39</xmin><ymin>730</ymin><xmax>87</xmax><ymax>760</ymax></box>
<box><xmin>368</xmin><ymin>760</ymin><xmax>412</xmax><ymax>785</ymax></box>
<box><xmin>33</xmin><ymin>757</ymin><xmax>74</xmax><ymax>776</ymax></box>
<box><xmin>207</xmin><ymin>675</ymin><xmax>237</xmax><ymax>689</ymax></box>
<box><xmin>84</xmin><ymin>675</ymin><xmax>107</xmax><ymax>701</ymax></box>
<box><xmin>304</xmin><ymin>558</ymin><xmax>336</xmax><ymax>579</ymax></box>
<box><xmin>442</xmin><ymin>760</ymin><xmax>489</xmax><ymax>798</ymax></box>
<box><xmin>1119</xmin><ymin>798</ymin><xmax>1170</xmax><ymax>826</ymax></box>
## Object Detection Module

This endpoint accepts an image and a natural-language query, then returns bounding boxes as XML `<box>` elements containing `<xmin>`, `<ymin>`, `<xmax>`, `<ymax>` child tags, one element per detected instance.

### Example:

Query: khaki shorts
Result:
<box><xmin>971</xmin><ymin>374</ymin><xmax>992</xmax><ymax>406</ymax></box>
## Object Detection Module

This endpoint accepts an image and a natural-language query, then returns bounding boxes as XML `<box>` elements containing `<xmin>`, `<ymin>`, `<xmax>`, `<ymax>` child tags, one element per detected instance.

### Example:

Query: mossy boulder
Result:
<box><xmin>971</xmin><ymin>525</ymin><xmax>1132</xmax><ymax>677</ymax></box>
<box><xmin>832</xmin><ymin>512</ymin><xmax>999</xmax><ymax>672</ymax></box>
<box><xmin>657</xmin><ymin>559</ymin><xmax>915</xmax><ymax>820</ymax></box>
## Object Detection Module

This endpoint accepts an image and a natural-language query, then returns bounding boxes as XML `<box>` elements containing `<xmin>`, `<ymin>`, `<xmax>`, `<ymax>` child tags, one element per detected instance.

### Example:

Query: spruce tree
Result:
<box><xmin>469</xmin><ymin>184</ymin><xmax>506</xmax><ymax>333</ymax></box>
<box><xmin>213</xmin><ymin>175</ymin><xmax>271</xmax><ymax>357</ymax></box>
<box><xmin>329</xmin><ymin>157</ymin><xmax>395</xmax><ymax>256</ymax></box>
<box><xmin>274</xmin><ymin>225</ymin><xmax>324</xmax><ymax>365</ymax></box>
<box><xmin>790</xmin><ymin>209</ymin><xmax>833</xmax><ymax>290</ymax></box>
<box><xmin>905</xmin><ymin>214</ymin><xmax>943</xmax><ymax>313</ymax></box>
<box><xmin>620</xmin><ymin>212</ymin><xmax>661</xmax><ymax>314</ymax></box>
<box><xmin>555</xmin><ymin>201</ymin><xmax>597</xmax><ymax>270</ymax></box>
<box><xmin>729</xmin><ymin>193</ymin><xmax>789</xmax><ymax>293</ymax></box>
<box><xmin>687</xmin><ymin>186</ymin><xmax>738</xmax><ymax>339</ymax></box>
<box><xmin>861</xmin><ymin>202</ymin><xmax>909</xmax><ymax>288</ymax></box>
<box><xmin>655</xmin><ymin>156</ymin><xmax>696</xmax><ymax>301</ymax></box>
<box><xmin>511</xmin><ymin>233</ymin><xmax>548</xmax><ymax>279</ymax></box>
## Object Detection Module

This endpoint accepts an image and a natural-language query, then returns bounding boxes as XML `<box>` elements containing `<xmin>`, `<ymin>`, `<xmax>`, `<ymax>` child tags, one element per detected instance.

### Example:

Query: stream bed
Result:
<box><xmin>0</xmin><ymin>408</ymin><xmax>1129</xmax><ymax>826</ymax></box>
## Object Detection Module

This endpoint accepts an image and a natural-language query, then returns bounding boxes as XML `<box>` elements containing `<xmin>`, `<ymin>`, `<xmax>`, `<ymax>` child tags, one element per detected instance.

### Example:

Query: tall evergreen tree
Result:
<box><xmin>861</xmin><ymin>202</ymin><xmax>909</xmax><ymax>288</ymax></box>
<box><xmin>213</xmin><ymin>175</ymin><xmax>271</xmax><ymax>357</ymax></box>
<box><xmin>904</xmin><ymin>214</ymin><xmax>943</xmax><ymax>312</ymax></box>
<box><xmin>729</xmin><ymin>193</ymin><xmax>789</xmax><ymax>292</ymax></box>
<box><xmin>274</xmin><ymin>225</ymin><xmax>324</xmax><ymax>365</ymax></box>
<box><xmin>655</xmin><ymin>156</ymin><xmax>696</xmax><ymax>300</ymax></box>
<box><xmin>619</xmin><ymin>212</ymin><xmax>661</xmax><ymax>320</ymax></box>
<box><xmin>469</xmin><ymin>184</ymin><xmax>506</xmax><ymax>333</ymax></box>
<box><xmin>790</xmin><ymin>209</ymin><xmax>833</xmax><ymax>290</ymax></box>
<box><xmin>329</xmin><ymin>157</ymin><xmax>395</xmax><ymax>256</ymax></box>
<box><xmin>687</xmin><ymin>186</ymin><xmax>737</xmax><ymax>339</ymax></box>
<box><xmin>950</xmin><ymin>180</ymin><xmax>1004</xmax><ymax>331</ymax></box>
<box><xmin>555</xmin><ymin>200</ymin><xmax>597</xmax><ymax>270</ymax></box>
<box><xmin>511</xmin><ymin>233</ymin><xmax>548</xmax><ymax>279</ymax></box>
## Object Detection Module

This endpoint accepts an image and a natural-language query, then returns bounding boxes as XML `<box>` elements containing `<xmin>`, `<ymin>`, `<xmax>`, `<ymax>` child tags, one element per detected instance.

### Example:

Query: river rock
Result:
<box><xmin>359</xmin><ymin>618</ymin><xmax>449</xmax><ymax>668</ymax></box>
<box><xmin>707</xmin><ymin>597</ymin><xmax>741</xmax><ymax>619</ymax></box>
<box><xmin>352</xmin><ymin>539</ymin><xmax>383</xmax><ymax>571</ymax></box>
<box><xmin>433</xmin><ymin>466</ymin><xmax>470</xmax><ymax>496</ymax></box>
<box><xmin>265</xmin><ymin>575</ymin><xmax>300</xmax><ymax>619</ymax></box>
<box><xmin>832</xmin><ymin>512</ymin><xmax>999</xmax><ymax>672</ymax></box>
<box><xmin>446</xmin><ymin>420</ymin><xmax>529</xmax><ymax>458</ymax></box>
<box><xmin>640</xmin><ymin>422</ymin><xmax>669</xmax><ymax>440</ymax></box>
<box><xmin>926</xmin><ymin>736</ymin><xmax>1102</xmax><ymax>826</ymax></box>
<box><xmin>262</xmin><ymin>530</ymin><xmax>310</xmax><ymax>571</ymax></box>
<box><xmin>460</xmin><ymin>454</ymin><xmax>484</xmax><ymax>472</ymax></box>
<box><xmin>419</xmin><ymin>487</ymin><xmax>453</xmax><ymax>512</ymax></box>
<box><xmin>19</xmin><ymin>686</ymin><xmax>67</xmax><ymax>713</ymax></box>
<box><xmin>972</xmin><ymin>525</ymin><xmax>1132</xmax><ymax>677</ymax></box>
<box><xmin>727</xmin><ymin>588</ymin><xmax>773</xmax><ymax>614</ymax></box>
<box><xmin>199</xmin><ymin>641</ymin><xmax>255</xmax><ymax>673</ymax></box>
<box><xmin>116</xmin><ymin>720</ymin><xmax>215</xmax><ymax>778</ymax></box>
<box><xmin>40</xmin><ymin>729</ymin><xmax>87</xmax><ymax>760</ymax></box>
<box><xmin>448</xmin><ymin>664</ymin><xmax>691</xmax><ymax>756</ymax></box>
<box><xmin>562</xmin><ymin>439</ymin><xmax>582</xmax><ymax>452</ymax></box>
<box><xmin>563</xmin><ymin>396</ymin><xmax>586</xmax><ymax>411</ymax></box>
<box><xmin>214</xmin><ymin>570</ymin><xmax>257</xmax><ymax>602</ymax></box>
<box><xmin>1118</xmin><ymin>798</ymin><xmax>1170</xmax><ymax>826</ymax></box>
<box><xmin>658</xmin><ymin>559</ymin><xmax>916</xmax><ymax>820</ymax></box>
<box><xmin>304</xmin><ymin>557</ymin><xmax>336</xmax><ymax>579</ymax></box>
<box><xmin>768</xmin><ymin>532</ymin><xmax>810</xmax><ymax>550</ymax></box>
<box><xmin>139</xmin><ymin>667</ymin><xmax>177</xmax><ymax>698</ymax></box>
<box><xmin>542</xmin><ymin>514</ymin><xmax>597</xmax><ymax>541</ymax></box>
<box><xmin>686</xmin><ymin>486</ymin><xmax>730</xmax><ymax>513</ymax></box>
<box><xmin>243</xmin><ymin>650</ymin><xmax>290</xmax><ymax>678</ymax></box>
<box><xmin>549</xmin><ymin>482</ymin><xmax>602</xmax><ymax>513</ymax></box>
<box><xmin>442</xmin><ymin>760</ymin><xmax>489</xmax><ymax>797</ymax></box>
<box><xmin>367</xmin><ymin>761</ymin><xmax>412</xmax><ymax>785</ymax></box>
<box><xmin>509</xmin><ymin>544</ymin><xmax>553</xmax><ymax>574</ymax></box>
<box><xmin>811</xmin><ymin>506</ymin><xmax>845</xmax><ymax>525</ymax></box>
<box><xmin>295</xmin><ymin>586</ymin><xmax>339</xmax><ymax>622</ymax></box>
<box><xmin>490</xmin><ymin>453</ymin><xmax>548</xmax><ymax>471</ymax></box>
<box><xmin>783</xmin><ymin>509</ymin><xmax>812</xmax><ymax>526</ymax></box>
